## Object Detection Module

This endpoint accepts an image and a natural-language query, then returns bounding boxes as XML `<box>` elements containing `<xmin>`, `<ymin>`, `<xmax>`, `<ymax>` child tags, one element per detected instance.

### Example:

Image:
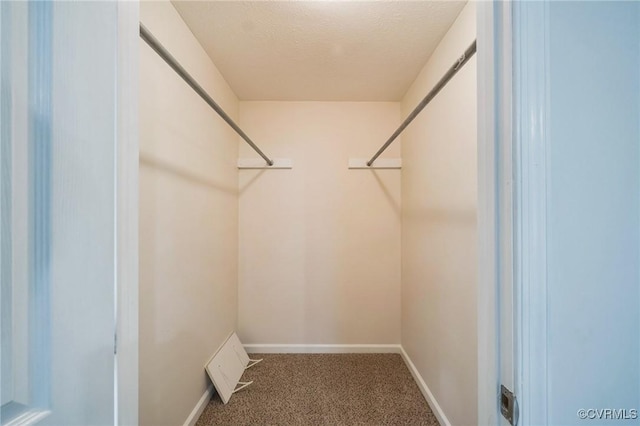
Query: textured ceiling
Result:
<box><xmin>172</xmin><ymin>1</ymin><xmax>466</xmax><ymax>101</ymax></box>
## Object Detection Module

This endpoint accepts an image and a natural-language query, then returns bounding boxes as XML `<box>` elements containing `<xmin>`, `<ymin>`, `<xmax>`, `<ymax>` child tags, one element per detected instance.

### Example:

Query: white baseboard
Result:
<box><xmin>183</xmin><ymin>384</ymin><xmax>213</xmax><ymax>426</ymax></box>
<box><xmin>243</xmin><ymin>344</ymin><xmax>402</xmax><ymax>354</ymax></box>
<box><xmin>400</xmin><ymin>347</ymin><xmax>450</xmax><ymax>426</ymax></box>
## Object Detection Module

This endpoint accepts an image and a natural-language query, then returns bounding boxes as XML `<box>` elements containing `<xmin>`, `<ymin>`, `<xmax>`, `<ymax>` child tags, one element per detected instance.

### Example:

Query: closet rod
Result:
<box><xmin>139</xmin><ymin>24</ymin><xmax>274</xmax><ymax>166</ymax></box>
<box><xmin>367</xmin><ymin>40</ymin><xmax>477</xmax><ymax>167</ymax></box>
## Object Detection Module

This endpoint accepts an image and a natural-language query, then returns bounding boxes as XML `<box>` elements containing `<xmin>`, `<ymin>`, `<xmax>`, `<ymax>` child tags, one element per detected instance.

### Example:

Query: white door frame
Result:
<box><xmin>477</xmin><ymin>1</ymin><xmax>516</xmax><ymax>422</ymax></box>
<box><xmin>476</xmin><ymin>1</ymin><xmax>502</xmax><ymax>423</ymax></box>
<box><xmin>116</xmin><ymin>1</ymin><xmax>139</xmax><ymax>425</ymax></box>
<box><xmin>478</xmin><ymin>1</ymin><xmax>551</xmax><ymax>425</ymax></box>
<box><xmin>512</xmin><ymin>1</ymin><xmax>550</xmax><ymax>424</ymax></box>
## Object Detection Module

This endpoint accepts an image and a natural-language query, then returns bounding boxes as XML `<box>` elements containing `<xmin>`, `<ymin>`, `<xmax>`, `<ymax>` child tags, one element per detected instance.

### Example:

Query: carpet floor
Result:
<box><xmin>195</xmin><ymin>353</ymin><xmax>439</xmax><ymax>426</ymax></box>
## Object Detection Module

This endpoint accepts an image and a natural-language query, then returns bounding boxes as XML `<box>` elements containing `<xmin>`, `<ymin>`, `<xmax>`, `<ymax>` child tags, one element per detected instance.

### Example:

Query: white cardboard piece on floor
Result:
<box><xmin>205</xmin><ymin>332</ymin><xmax>253</xmax><ymax>404</ymax></box>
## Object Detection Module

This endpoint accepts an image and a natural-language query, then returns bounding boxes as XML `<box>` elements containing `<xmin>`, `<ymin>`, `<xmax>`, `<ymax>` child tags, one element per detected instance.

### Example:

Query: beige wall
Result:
<box><xmin>139</xmin><ymin>1</ymin><xmax>475</xmax><ymax>422</ymax></box>
<box><xmin>238</xmin><ymin>102</ymin><xmax>401</xmax><ymax>345</ymax></box>
<box><xmin>139</xmin><ymin>1</ymin><xmax>239</xmax><ymax>425</ymax></box>
<box><xmin>401</xmin><ymin>2</ymin><xmax>477</xmax><ymax>426</ymax></box>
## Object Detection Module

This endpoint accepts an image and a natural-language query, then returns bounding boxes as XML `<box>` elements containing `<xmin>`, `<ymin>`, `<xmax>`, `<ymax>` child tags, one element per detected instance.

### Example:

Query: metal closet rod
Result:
<box><xmin>367</xmin><ymin>40</ymin><xmax>477</xmax><ymax>166</ymax></box>
<box><xmin>139</xmin><ymin>24</ymin><xmax>274</xmax><ymax>166</ymax></box>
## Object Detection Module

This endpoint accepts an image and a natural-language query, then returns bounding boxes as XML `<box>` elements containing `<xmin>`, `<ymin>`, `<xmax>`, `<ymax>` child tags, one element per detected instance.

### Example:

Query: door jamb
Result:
<box><xmin>477</xmin><ymin>2</ymin><xmax>551</xmax><ymax>425</ymax></box>
<box><xmin>116</xmin><ymin>2</ymin><xmax>139</xmax><ymax>425</ymax></box>
<box><xmin>512</xmin><ymin>2</ymin><xmax>550</xmax><ymax>424</ymax></box>
<box><xmin>477</xmin><ymin>2</ymin><xmax>502</xmax><ymax>423</ymax></box>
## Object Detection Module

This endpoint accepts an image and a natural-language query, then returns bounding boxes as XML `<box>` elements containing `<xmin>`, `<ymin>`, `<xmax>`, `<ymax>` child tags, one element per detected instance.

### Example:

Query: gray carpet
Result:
<box><xmin>195</xmin><ymin>353</ymin><xmax>439</xmax><ymax>426</ymax></box>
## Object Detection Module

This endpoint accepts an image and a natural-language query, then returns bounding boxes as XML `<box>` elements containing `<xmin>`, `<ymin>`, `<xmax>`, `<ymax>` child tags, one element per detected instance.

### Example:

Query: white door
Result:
<box><xmin>515</xmin><ymin>1</ymin><xmax>639</xmax><ymax>424</ymax></box>
<box><xmin>1</xmin><ymin>2</ymin><xmax>126</xmax><ymax>424</ymax></box>
<box><xmin>481</xmin><ymin>1</ymin><xmax>640</xmax><ymax>425</ymax></box>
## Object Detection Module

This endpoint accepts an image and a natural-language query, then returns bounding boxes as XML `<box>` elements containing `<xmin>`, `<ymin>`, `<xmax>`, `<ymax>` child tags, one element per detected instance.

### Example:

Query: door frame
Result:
<box><xmin>477</xmin><ymin>1</ymin><xmax>503</xmax><ymax>423</ymax></box>
<box><xmin>512</xmin><ymin>1</ymin><xmax>550</xmax><ymax>424</ymax></box>
<box><xmin>477</xmin><ymin>1</ymin><xmax>550</xmax><ymax>424</ymax></box>
<box><xmin>116</xmin><ymin>2</ymin><xmax>139</xmax><ymax>425</ymax></box>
